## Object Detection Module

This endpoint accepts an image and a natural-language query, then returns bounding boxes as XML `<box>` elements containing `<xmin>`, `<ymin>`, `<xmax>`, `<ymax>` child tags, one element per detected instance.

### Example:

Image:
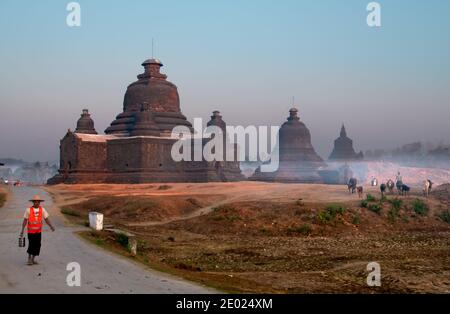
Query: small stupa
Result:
<box><xmin>74</xmin><ymin>109</ymin><xmax>97</xmax><ymax>134</ymax></box>
<box><xmin>328</xmin><ymin>124</ymin><xmax>363</xmax><ymax>161</ymax></box>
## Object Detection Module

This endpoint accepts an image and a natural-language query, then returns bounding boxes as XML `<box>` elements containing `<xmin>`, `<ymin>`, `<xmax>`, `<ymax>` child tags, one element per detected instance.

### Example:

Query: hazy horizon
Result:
<box><xmin>1</xmin><ymin>0</ymin><xmax>449</xmax><ymax>162</ymax></box>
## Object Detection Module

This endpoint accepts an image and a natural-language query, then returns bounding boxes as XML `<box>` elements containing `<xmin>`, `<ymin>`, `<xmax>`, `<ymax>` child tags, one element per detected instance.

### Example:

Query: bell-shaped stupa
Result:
<box><xmin>328</xmin><ymin>124</ymin><xmax>363</xmax><ymax>161</ymax></box>
<box><xmin>105</xmin><ymin>58</ymin><xmax>192</xmax><ymax>136</ymax></box>
<box><xmin>251</xmin><ymin>108</ymin><xmax>326</xmax><ymax>183</ymax></box>
<box><xmin>75</xmin><ymin>109</ymin><xmax>97</xmax><ymax>134</ymax></box>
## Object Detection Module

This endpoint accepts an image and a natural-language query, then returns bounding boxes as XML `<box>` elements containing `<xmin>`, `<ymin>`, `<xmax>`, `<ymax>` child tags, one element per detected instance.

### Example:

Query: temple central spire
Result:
<box><xmin>340</xmin><ymin>124</ymin><xmax>347</xmax><ymax>137</ymax></box>
<box><xmin>139</xmin><ymin>58</ymin><xmax>166</xmax><ymax>80</ymax></box>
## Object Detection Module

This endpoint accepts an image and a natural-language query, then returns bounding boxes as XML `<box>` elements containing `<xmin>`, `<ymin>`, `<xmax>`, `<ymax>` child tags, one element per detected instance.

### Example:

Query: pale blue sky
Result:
<box><xmin>0</xmin><ymin>0</ymin><xmax>449</xmax><ymax>161</ymax></box>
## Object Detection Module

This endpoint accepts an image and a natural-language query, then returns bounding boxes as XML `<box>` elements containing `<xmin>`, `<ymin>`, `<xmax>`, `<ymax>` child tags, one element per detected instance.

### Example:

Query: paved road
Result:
<box><xmin>0</xmin><ymin>186</ymin><xmax>216</xmax><ymax>293</ymax></box>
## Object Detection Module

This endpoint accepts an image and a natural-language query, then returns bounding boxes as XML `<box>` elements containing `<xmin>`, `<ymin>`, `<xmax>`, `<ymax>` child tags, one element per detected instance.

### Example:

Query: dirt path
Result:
<box><xmin>0</xmin><ymin>186</ymin><xmax>217</xmax><ymax>293</ymax></box>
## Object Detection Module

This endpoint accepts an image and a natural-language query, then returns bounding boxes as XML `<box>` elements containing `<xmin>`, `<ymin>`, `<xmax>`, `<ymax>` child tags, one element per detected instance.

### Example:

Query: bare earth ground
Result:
<box><xmin>0</xmin><ymin>185</ymin><xmax>8</xmax><ymax>208</ymax></box>
<box><xmin>46</xmin><ymin>182</ymin><xmax>450</xmax><ymax>293</ymax></box>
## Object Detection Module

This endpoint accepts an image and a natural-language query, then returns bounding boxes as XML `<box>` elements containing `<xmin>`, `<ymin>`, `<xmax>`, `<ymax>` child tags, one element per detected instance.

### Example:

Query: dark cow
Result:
<box><xmin>348</xmin><ymin>178</ymin><xmax>357</xmax><ymax>194</ymax></box>
<box><xmin>380</xmin><ymin>183</ymin><xmax>387</xmax><ymax>198</ymax></box>
<box><xmin>400</xmin><ymin>184</ymin><xmax>410</xmax><ymax>196</ymax></box>
<box><xmin>396</xmin><ymin>180</ymin><xmax>404</xmax><ymax>195</ymax></box>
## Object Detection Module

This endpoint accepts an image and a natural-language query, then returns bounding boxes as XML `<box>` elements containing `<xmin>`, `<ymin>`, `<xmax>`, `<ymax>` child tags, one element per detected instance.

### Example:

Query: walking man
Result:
<box><xmin>19</xmin><ymin>195</ymin><xmax>55</xmax><ymax>265</ymax></box>
<box><xmin>395</xmin><ymin>171</ymin><xmax>403</xmax><ymax>193</ymax></box>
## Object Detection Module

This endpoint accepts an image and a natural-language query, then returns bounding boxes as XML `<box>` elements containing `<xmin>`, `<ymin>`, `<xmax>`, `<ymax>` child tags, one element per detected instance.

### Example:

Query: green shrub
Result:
<box><xmin>287</xmin><ymin>224</ymin><xmax>312</xmax><ymax>235</ymax></box>
<box><xmin>318</xmin><ymin>204</ymin><xmax>345</xmax><ymax>223</ymax></box>
<box><xmin>325</xmin><ymin>204</ymin><xmax>345</xmax><ymax>215</ymax></box>
<box><xmin>389</xmin><ymin>198</ymin><xmax>403</xmax><ymax>211</ymax></box>
<box><xmin>360</xmin><ymin>200</ymin><xmax>368</xmax><ymax>208</ymax></box>
<box><xmin>368</xmin><ymin>204</ymin><xmax>382</xmax><ymax>214</ymax></box>
<box><xmin>366</xmin><ymin>194</ymin><xmax>377</xmax><ymax>202</ymax></box>
<box><xmin>318</xmin><ymin>210</ymin><xmax>334</xmax><ymax>223</ymax></box>
<box><xmin>412</xmin><ymin>199</ymin><xmax>428</xmax><ymax>216</ymax></box>
<box><xmin>115</xmin><ymin>233</ymin><xmax>129</xmax><ymax>248</ymax></box>
<box><xmin>438</xmin><ymin>210</ymin><xmax>450</xmax><ymax>223</ymax></box>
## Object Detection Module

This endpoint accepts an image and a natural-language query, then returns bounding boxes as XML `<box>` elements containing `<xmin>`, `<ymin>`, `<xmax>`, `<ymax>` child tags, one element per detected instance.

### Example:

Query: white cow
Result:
<box><xmin>423</xmin><ymin>180</ymin><xmax>433</xmax><ymax>197</ymax></box>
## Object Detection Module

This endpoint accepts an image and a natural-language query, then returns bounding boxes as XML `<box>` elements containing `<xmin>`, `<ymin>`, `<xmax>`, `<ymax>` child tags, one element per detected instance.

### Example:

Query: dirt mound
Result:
<box><xmin>157</xmin><ymin>197</ymin><xmax>450</xmax><ymax>237</ymax></box>
<box><xmin>61</xmin><ymin>195</ymin><xmax>214</xmax><ymax>223</ymax></box>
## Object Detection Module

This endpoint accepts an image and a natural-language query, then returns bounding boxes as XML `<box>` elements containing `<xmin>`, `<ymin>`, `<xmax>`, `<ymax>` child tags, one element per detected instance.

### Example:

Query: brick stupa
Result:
<box><xmin>250</xmin><ymin>108</ymin><xmax>326</xmax><ymax>183</ymax></box>
<box><xmin>328</xmin><ymin>124</ymin><xmax>363</xmax><ymax>161</ymax></box>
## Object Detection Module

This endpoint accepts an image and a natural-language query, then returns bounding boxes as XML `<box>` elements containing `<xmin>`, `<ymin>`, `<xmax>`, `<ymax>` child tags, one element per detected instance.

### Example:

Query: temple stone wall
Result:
<box><xmin>60</xmin><ymin>133</ymin><xmax>107</xmax><ymax>172</ymax></box>
<box><xmin>59</xmin><ymin>133</ymin><xmax>79</xmax><ymax>172</ymax></box>
<box><xmin>106</xmin><ymin>137</ymin><xmax>180</xmax><ymax>173</ymax></box>
<box><xmin>77</xmin><ymin>141</ymin><xmax>107</xmax><ymax>171</ymax></box>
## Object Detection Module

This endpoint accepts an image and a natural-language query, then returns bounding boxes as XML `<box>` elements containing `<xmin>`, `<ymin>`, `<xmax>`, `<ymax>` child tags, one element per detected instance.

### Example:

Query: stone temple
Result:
<box><xmin>328</xmin><ymin>124</ymin><xmax>363</xmax><ymax>161</ymax></box>
<box><xmin>48</xmin><ymin>58</ymin><xmax>244</xmax><ymax>184</ymax></box>
<box><xmin>250</xmin><ymin>108</ymin><xmax>326</xmax><ymax>183</ymax></box>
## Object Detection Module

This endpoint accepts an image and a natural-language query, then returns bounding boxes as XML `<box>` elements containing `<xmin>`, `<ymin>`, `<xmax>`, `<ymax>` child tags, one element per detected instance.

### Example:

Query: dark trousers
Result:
<box><xmin>27</xmin><ymin>233</ymin><xmax>42</xmax><ymax>256</ymax></box>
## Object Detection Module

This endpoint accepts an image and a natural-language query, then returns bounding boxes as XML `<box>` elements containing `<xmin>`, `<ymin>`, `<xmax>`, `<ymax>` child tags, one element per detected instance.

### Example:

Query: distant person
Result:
<box><xmin>371</xmin><ymin>177</ymin><xmax>378</xmax><ymax>186</ymax></box>
<box><xmin>19</xmin><ymin>195</ymin><xmax>55</xmax><ymax>265</ymax></box>
<box><xmin>395</xmin><ymin>172</ymin><xmax>403</xmax><ymax>184</ymax></box>
<box><xmin>395</xmin><ymin>171</ymin><xmax>403</xmax><ymax>192</ymax></box>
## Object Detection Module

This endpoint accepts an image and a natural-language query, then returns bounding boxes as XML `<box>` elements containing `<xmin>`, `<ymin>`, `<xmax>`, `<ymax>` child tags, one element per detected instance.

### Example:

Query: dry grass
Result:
<box><xmin>82</xmin><ymin>224</ymin><xmax>450</xmax><ymax>293</ymax></box>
